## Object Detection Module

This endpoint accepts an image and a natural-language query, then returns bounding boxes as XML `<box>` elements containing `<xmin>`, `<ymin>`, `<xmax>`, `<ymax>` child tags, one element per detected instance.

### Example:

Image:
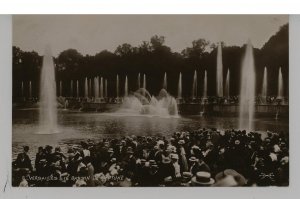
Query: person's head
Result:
<box><xmin>171</xmin><ymin>153</ymin><xmax>179</xmax><ymax>163</ymax></box>
<box><xmin>55</xmin><ymin>146</ymin><xmax>61</xmax><ymax>153</ymax></box>
<box><xmin>45</xmin><ymin>145</ymin><xmax>53</xmax><ymax>153</ymax></box>
<box><xmin>81</xmin><ymin>141</ymin><xmax>88</xmax><ymax>149</ymax></box>
<box><xmin>38</xmin><ymin>146</ymin><xmax>43</xmax><ymax>153</ymax></box>
<box><xmin>23</xmin><ymin>146</ymin><xmax>29</xmax><ymax>153</ymax></box>
<box><xmin>84</xmin><ymin>156</ymin><xmax>92</xmax><ymax>165</ymax></box>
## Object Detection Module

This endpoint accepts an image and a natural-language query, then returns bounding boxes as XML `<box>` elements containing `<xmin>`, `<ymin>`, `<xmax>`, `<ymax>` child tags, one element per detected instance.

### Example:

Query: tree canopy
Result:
<box><xmin>13</xmin><ymin>24</ymin><xmax>288</xmax><ymax>98</ymax></box>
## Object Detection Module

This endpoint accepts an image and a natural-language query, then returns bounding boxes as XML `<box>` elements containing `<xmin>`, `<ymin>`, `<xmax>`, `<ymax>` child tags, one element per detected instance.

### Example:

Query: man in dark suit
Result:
<box><xmin>15</xmin><ymin>146</ymin><xmax>33</xmax><ymax>172</ymax></box>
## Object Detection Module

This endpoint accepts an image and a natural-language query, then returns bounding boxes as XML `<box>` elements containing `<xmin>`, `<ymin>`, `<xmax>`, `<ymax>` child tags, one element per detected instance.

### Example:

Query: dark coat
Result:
<box><xmin>15</xmin><ymin>152</ymin><xmax>33</xmax><ymax>171</ymax></box>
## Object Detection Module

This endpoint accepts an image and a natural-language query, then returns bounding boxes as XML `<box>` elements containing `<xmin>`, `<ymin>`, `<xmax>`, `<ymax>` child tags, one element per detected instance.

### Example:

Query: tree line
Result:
<box><xmin>13</xmin><ymin>24</ymin><xmax>288</xmax><ymax>98</ymax></box>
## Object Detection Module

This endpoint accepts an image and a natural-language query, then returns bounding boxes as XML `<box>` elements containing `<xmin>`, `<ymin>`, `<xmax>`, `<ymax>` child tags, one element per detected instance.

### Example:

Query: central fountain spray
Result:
<box><xmin>38</xmin><ymin>46</ymin><xmax>58</xmax><ymax>134</ymax></box>
<box><xmin>239</xmin><ymin>41</ymin><xmax>256</xmax><ymax>131</ymax></box>
<box><xmin>217</xmin><ymin>43</ymin><xmax>223</xmax><ymax>97</ymax></box>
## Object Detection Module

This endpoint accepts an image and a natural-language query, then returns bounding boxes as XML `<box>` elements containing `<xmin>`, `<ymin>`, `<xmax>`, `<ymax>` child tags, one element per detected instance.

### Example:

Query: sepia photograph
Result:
<box><xmin>11</xmin><ymin>15</ymin><xmax>289</xmax><ymax>187</ymax></box>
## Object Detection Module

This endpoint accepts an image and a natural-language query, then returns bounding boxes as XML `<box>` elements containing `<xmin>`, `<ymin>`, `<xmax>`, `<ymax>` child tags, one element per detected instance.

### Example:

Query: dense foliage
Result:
<box><xmin>13</xmin><ymin>24</ymin><xmax>288</xmax><ymax>98</ymax></box>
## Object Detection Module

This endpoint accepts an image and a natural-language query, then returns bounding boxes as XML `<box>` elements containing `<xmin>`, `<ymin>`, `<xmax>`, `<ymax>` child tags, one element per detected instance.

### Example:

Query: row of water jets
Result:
<box><xmin>37</xmin><ymin>42</ymin><xmax>284</xmax><ymax>133</ymax></box>
<box><xmin>22</xmin><ymin>65</ymin><xmax>274</xmax><ymax>100</ymax></box>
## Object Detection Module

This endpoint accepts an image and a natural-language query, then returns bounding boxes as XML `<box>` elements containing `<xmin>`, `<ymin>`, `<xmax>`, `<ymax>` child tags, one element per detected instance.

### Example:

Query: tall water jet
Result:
<box><xmin>29</xmin><ymin>81</ymin><xmax>32</xmax><ymax>98</ymax></box>
<box><xmin>225</xmin><ymin>69</ymin><xmax>230</xmax><ymax>97</ymax></box>
<box><xmin>163</xmin><ymin>72</ymin><xmax>167</xmax><ymax>90</ymax></box>
<box><xmin>277</xmin><ymin>67</ymin><xmax>283</xmax><ymax>99</ymax></box>
<box><xmin>124</xmin><ymin>75</ymin><xmax>128</xmax><ymax>97</ymax></box>
<box><xmin>105</xmin><ymin>79</ymin><xmax>108</xmax><ymax>98</ymax></box>
<box><xmin>203</xmin><ymin>70</ymin><xmax>207</xmax><ymax>98</ymax></box>
<box><xmin>84</xmin><ymin>77</ymin><xmax>88</xmax><ymax>98</ymax></box>
<box><xmin>76</xmin><ymin>80</ymin><xmax>79</xmax><ymax>98</ymax></box>
<box><xmin>39</xmin><ymin>46</ymin><xmax>57</xmax><ymax>133</ymax></box>
<box><xmin>192</xmin><ymin>70</ymin><xmax>198</xmax><ymax>99</ymax></box>
<box><xmin>116</xmin><ymin>74</ymin><xmax>119</xmax><ymax>98</ymax></box>
<box><xmin>70</xmin><ymin>80</ymin><xmax>73</xmax><ymax>97</ymax></box>
<box><xmin>21</xmin><ymin>81</ymin><xmax>24</xmax><ymax>97</ymax></box>
<box><xmin>143</xmin><ymin>74</ymin><xmax>146</xmax><ymax>95</ymax></box>
<box><xmin>94</xmin><ymin>77</ymin><xmax>99</xmax><ymax>98</ymax></box>
<box><xmin>137</xmin><ymin>73</ymin><xmax>141</xmax><ymax>89</ymax></box>
<box><xmin>89</xmin><ymin>79</ymin><xmax>92</xmax><ymax>98</ymax></box>
<box><xmin>59</xmin><ymin>81</ymin><xmax>62</xmax><ymax>97</ymax></box>
<box><xmin>262</xmin><ymin>66</ymin><xmax>267</xmax><ymax>98</ymax></box>
<box><xmin>239</xmin><ymin>41</ymin><xmax>255</xmax><ymax>131</ymax></box>
<box><xmin>177</xmin><ymin>72</ymin><xmax>182</xmax><ymax>98</ymax></box>
<box><xmin>100</xmin><ymin>77</ymin><xmax>104</xmax><ymax>98</ymax></box>
<box><xmin>217</xmin><ymin>43</ymin><xmax>223</xmax><ymax>97</ymax></box>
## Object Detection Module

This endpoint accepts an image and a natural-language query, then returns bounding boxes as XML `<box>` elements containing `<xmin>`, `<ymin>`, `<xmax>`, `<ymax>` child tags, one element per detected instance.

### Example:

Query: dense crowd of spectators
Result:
<box><xmin>12</xmin><ymin>128</ymin><xmax>289</xmax><ymax>187</ymax></box>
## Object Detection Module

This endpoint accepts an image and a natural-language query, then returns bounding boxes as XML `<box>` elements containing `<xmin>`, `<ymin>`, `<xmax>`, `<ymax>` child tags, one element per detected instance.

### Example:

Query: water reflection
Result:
<box><xmin>12</xmin><ymin>109</ymin><xmax>288</xmax><ymax>160</ymax></box>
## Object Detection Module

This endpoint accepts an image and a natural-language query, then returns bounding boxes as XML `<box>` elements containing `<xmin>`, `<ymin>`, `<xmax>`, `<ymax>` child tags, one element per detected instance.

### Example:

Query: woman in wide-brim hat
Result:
<box><xmin>191</xmin><ymin>171</ymin><xmax>215</xmax><ymax>186</ymax></box>
<box><xmin>214</xmin><ymin>169</ymin><xmax>246</xmax><ymax>186</ymax></box>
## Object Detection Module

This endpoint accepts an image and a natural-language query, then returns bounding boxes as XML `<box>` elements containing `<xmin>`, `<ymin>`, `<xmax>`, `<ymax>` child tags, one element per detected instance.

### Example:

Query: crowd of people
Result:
<box><xmin>12</xmin><ymin>128</ymin><xmax>289</xmax><ymax>187</ymax></box>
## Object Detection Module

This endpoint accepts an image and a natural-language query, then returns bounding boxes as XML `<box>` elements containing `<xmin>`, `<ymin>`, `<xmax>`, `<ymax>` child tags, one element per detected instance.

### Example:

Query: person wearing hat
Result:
<box><xmin>108</xmin><ymin>157</ymin><xmax>120</xmax><ymax>176</ymax></box>
<box><xmin>83</xmin><ymin>156</ymin><xmax>95</xmax><ymax>187</ymax></box>
<box><xmin>145</xmin><ymin>160</ymin><xmax>160</xmax><ymax>186</ymax></box>
<box><xmin>44</xmin><ymin>145</ymin><xmax>55</xmax><ymax>168</ymax></box>
<box><xmin>53</xmin><ymin>146</ymin><xmax>66</xmax><ymax>161</ymax></box>
<box><xmin>35</xmin><ymin>146</ymin><xmax>45</xmax><ymax>175</ymax></box>
<box><xmin>80</xmin><ymin>141</ymin><xmax>91</xmax><ymax>158</ymax></box>
<box><xmin>154</xmin><ymin>143</ymin><xmax>164</xmax><ymax>165</ymax></box>
<box><xmin>158</xmin><ymin>155</ymin><xmax>175</xmax><ymax>183</ymax></box>
<box><xmin>214</xmin><ymin>169</ymin><xmax>246</xmax><ymax>186</ymax></box>
<box><xmin>190</xmin><ymin>153</ymin><xmax>210</xmax><ymax>176</ymax></box>
<box><xmin>170</xmin><ymin>153</ymin><xmax>181</xmax><ymax>178</ymax></box>
<box><xmin>190</xmin><ymin>171</ymin><xmax>215</xmax><ymax>186</ymax></box>
<box><xmin>123</xmin><ymin>146</ymin><xmax>136</xmax><ymax>180</ymax></box>
<box><xmin>178</xmin><ymin>140</ymin><xmax>188</xmax><ymax>172</ymax></box>
<box><xmin>181</xmin><ymin>172</ymin><xmax>193</xmax><ymax>186</ymax></box>
<box><xmin>162</xmin><ymin>176</ymin><xmax>174</xmax><ymax>187</ymax></box>
<box><xmin>107</xmin><ymin>147</ymin><xmax>116</xmax><ymax>162</ymax></box>
<box><xmin>15</xmin><ymin>146</ymin><xmax>33</xmax><ymax>173</ymax></box>
<box><xmin>135</xmin><ymin>158</ymin><xmax>148</xmax><ymax>186</ymax></box>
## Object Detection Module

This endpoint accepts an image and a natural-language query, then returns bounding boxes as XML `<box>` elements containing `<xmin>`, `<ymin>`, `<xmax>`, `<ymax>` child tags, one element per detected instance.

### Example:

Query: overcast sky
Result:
<box><xmin>13</xmin><ymin>15</ymin><xmax>288</xmax><ymax>56</ymax></box>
